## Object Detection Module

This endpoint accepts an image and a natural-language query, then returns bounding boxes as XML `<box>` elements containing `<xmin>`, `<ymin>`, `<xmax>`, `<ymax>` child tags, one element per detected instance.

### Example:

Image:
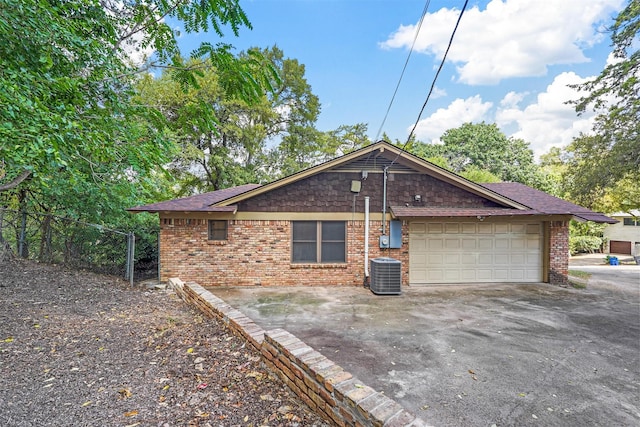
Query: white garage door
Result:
<box><xmin>409</xmin><ymin>220</ymin><xmax>543</xmax><ymax>284</ymax></box>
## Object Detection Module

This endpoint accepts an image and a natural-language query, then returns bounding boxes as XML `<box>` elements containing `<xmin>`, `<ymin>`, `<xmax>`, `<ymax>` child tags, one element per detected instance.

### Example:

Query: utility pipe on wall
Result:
<box><xmin>364</xmin><ymin>196</ymin><xmax>370</xmax><ymax>279</ymax></box>
<box><xmin>382</xmin><ymin>166</ymin><xmax>388</xmax><ymax>235</ymax></box>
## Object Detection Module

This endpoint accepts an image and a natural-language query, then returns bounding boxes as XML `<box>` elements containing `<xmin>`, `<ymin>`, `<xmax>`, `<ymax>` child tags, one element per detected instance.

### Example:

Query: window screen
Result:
<box><xmin>292</xmin><ymin>221</ymin><xmax>345</xmax><ymax>263</ymax></box>
<box><xmin>208</xmin><ymin>220</ymin><xmax>228</xmax><ymax>240</ymax></box>
<box><xmin>321</xmin><ymin>222</ymin><xmax>346</xmax><ymax>262</ymax></box>
<box><xmin>292</xmin><ymin>221</ymin><xmax>317</xmax><ymax>262</ymax></box>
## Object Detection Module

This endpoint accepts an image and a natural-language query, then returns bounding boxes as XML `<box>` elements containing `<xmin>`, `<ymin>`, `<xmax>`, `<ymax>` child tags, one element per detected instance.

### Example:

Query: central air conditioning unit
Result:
<box><xmin>369</xmin><ymin>257</ymin><xmax>401</xmax><ymax>295</ymax></box>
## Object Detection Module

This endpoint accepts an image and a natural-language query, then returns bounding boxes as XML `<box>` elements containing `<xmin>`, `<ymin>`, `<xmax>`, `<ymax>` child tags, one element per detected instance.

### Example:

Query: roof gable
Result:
<box><xmin>127</xmin><ymin>143</ymin><xmax>614</xmax><ymax>224</ymax></box>
<box><xmin>215</xmin><ymin>141</ymin><xmax>526</xmax><ymax>209</ymax></box>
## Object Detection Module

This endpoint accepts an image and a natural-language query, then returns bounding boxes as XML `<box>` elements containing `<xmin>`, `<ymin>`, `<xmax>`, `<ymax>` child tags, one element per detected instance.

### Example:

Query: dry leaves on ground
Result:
<box><xmin>0</xmin><ymin>258</ymin><xmax>329</xmax><ymax>426</ymax></box>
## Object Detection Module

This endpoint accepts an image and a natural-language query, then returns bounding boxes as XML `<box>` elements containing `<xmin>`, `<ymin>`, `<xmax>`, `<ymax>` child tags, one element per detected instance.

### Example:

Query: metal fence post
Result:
<box><xmin>125</xmin><ymin>232</ymin><xmax>135</xmax><ymax>286</ymax></box>
<box><xmin>18</xmin><ymin>209</ymin><xmax>27</xmax><ymax>258</ymax></box>
<box><xmin>124</xmin><ymin>234</ymin><xmax>131</xmax><ymax>282</ymax></box>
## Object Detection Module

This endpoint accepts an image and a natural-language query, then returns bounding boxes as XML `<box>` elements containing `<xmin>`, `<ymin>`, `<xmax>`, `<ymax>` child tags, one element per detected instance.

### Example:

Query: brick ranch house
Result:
<box><xmin>130</xmin><ymin>141</ymin><xmax>615</xmax><ymax>287</ymax></box>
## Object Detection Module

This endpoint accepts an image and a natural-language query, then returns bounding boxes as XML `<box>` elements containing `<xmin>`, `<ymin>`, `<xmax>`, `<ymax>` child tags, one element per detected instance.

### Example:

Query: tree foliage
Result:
<box><xmin>270</xmin><ymin>124</ymin><xmax>371</xmax><ymax>178</ymax></box>
<box><xmin>137</xmin><ymin>46</ymin><xmax>321</xmax><ymax>193</ymax></box>
<box><xmin>0</xmin><ymin>0</ymin><xmax>272</xmax><ymax>195</ymax></box>
<box><xmin>409</xmin><ymin>122</ymin><xmax>554</xmax><ymax>189</ymax></box>
<box><xmin>0</xmin><ymin>0</ymin><xmax>278</xmax><ymax>264</ymax></box>
<box><xmin>596</xmin><ymin>173</ymin><xmax>640</xmax><ymax>213</ymax></box>
<box><xmin>568</xmin><ymin>0</ymin><xmax>639</xmax><ymax>195</ymax></box>
<box><xmin>138</xmin><ymin>45</ymin><xmax>374</xmax><ymax>191</ymax></box>
<box><xmin>569</xmin><ymin>220</ymin><xmax>606</xmax><ymax>255</ymax></box>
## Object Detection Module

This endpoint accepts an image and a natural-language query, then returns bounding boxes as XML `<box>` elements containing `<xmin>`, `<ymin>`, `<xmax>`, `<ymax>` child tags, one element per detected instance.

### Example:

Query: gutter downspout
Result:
<box><xmin>364</xmin><ymin>196</ymin><xmax>370</xmax><ymax>282</ymax></box>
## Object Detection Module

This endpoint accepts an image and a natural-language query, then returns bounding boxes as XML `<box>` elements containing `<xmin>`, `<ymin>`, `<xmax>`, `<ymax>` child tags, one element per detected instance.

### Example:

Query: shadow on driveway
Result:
<box><xmin>209</xmin><ymin>260</ymin><xmax>639</xmax><ymax>426</ymax></box>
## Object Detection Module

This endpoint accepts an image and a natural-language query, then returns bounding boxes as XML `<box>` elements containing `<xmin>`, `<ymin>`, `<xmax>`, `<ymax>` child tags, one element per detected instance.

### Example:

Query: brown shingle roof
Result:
<box><xmin>128</xmin><ymin>184</ymin><xmax>261</xmax><ymax>213</ymax></box>
<box><xmin>391</xmin><ymin>183</ymin><xmax>615</xmax><ymax>224</ymax></box>
<box><xmin>127</xmin><ymin>173</ymin><xmax>614</xmax><ymax>224</ymax></box>
<box><xmin>390</xmin><ymin>206</ymin><xmax>542</xmax><ymax>218</ymax></box>
<box><xmin>481</xmin><ymin>183</ymin><xmax>616</xmax><ymax>223</ymax></box>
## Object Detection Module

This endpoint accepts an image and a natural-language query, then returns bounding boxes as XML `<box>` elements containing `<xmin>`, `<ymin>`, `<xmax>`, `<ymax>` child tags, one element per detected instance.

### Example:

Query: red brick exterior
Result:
<box><xmin>160</xmin><ymin>218</ymin><xmax>408</xmax><ymax>287</ymax></box>
<box><xmin>159</xmin><ymin>217</ymin><xmax>571</xmax><ymax>287</ymax></box>
<box><xmin>156</xmin><ymin>169</ymin><xmax>572</xmax><ymax>287</ymax></box>
<box><xmin>549</xmin><ymin>221</ymin><xmax>570</xmax><ymax>286</ymax></box>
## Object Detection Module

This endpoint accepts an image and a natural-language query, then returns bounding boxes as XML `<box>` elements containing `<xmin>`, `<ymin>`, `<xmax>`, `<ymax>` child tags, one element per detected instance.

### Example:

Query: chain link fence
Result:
<box><xmin>0</xmin><ymin>208</ymin><xmax>156</xmax><ymax>283</ymax></box>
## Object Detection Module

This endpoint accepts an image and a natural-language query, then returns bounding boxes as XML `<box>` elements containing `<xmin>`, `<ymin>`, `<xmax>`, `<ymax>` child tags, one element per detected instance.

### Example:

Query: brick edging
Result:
<box><xmin>168</xmin><ymin>278</ymin><xmax>430</xmax><ymax>427</ymax></box>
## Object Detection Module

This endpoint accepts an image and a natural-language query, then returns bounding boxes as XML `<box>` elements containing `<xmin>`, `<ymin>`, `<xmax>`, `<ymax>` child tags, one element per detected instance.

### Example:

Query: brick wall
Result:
<box><xmin>549</xmin><ymin>221</ymin><xmax>570</xmax><ymax>286</ymax></box>
<box><xmin>160</xmin><ymin>219</ymin><xmax>408</xmax><ymax>287</ymax></box>
<box><xmin>168</xmin><ymin>278</ymin><xmax>427</xmax><ymax>427</ymax></box>
<box><xmin>161</xmin><ymin>217</ymin><xmax>571</xmax><ymax>287</ymax></box>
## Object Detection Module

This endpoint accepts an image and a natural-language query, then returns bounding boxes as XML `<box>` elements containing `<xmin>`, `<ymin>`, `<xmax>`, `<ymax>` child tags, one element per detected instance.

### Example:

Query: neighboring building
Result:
<box><xmin>129</xmin><ymin>141</ymin><xmax>614</xmax><ymax>287</ymax></box>
<box><xmin>603</xmin><ymin>211</ymin><xmax>640</xmax><ymax>255</ymax></box>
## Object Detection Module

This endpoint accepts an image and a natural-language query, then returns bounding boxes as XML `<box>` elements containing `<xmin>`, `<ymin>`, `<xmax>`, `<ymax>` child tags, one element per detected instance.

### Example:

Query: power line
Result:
<box><xmin>374</xmin><ymin>0</ymin><xmax>432</xmax><ymax>143</ymax></box>
<box><xmin>403</xmin><ymin>0</ymin><xmax>469</xmax><ymax>151</ymax></box>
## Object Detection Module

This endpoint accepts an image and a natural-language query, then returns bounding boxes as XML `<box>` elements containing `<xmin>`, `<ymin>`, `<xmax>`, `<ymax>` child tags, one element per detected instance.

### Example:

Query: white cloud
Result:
<box><xmin>431</xmin><ymin>86</ymin><xmax>447</xmax><ymax>99</ymax></box>
<box><xmin>410</xmin><ymin>72</ymin><xmax>596</xmax><ymax>157</ymax></box>
<box><xmin>500</xmin><ymin>91</ymin><xmax>528</xmax><ymax>108</ymax></box>
<box><xmin>495</xmin><ymin>72</ymin><xmax>595</xmax><ymax>156</ymax></box>
<box><xmin>381</xmin><ymin>0</ymin><xmax>623</xmax><ymax>85</ymax></box>
<box><xmin>411</xmin><ymin>95</ymin><xmax>493</xmax><ymax>143</ymax></box>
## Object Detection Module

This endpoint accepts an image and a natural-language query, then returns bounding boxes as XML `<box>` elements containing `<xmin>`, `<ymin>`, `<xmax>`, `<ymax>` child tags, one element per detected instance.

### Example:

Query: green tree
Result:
<box><xmin>137</xmin><ymin>46</ymin><xmax>319</xmax><ymax>193</ymax></box>
<box><xmin>436</xmin><ymin>122</ymin><xmax>551</xmax><ymax>190</ymax></box>
<box><xmin>536</xmin><ymin>146</ymin><xmax>567</xmax><ymax>197</ymax></box>
<box><xmin>0</xmin><ymin>0</ymin><xmax>272</xmax><ymax>194</ymax></box>
<box><xmin>569</xmin><ymin>220</ymin><xmax>606</xmax><ymax>255</ymax></box>
<box><xmin>570</xmin><ymin>0</ymin><xmax>639</xmax><ymax>186</ymax></box>
<box><xmin>406</xmin><ymin>140</ymin><xmax>445</xmax><ymax>161</ymax></box>
<box><xmin>402</xmin><ymin>150</ymin><xmax>501</xmax><ymax>183</ymax></box>
<box><xmin>271</xmin><ymin>124</ymin><xmax>371</xmax><ymax>178</ymax></box>
<box><xmin>0</xmin><ymin>0</ymin><xmax>276</xmax><ymax>261</ymax></box>
<box><xmin>562</xmin><ymin>134</ymin><xmax>611</xmax><ymax>208</ymax></box>
<box><xmin>459</xmin><ymin>166</ymin><xmax>501</xmax><ymax>183</ymax></box>
<box><xmin>597</xmin><ymin>173</ymin><xmax>640</xmax><ymax>213</ymax></box>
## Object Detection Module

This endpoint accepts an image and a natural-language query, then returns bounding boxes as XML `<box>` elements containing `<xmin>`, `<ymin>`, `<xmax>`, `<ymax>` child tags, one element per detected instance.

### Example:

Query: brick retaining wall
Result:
<box><xmin>168</xmin><ymin>278</ymin><xmax>428</xmax><ymax>427</ymax></box>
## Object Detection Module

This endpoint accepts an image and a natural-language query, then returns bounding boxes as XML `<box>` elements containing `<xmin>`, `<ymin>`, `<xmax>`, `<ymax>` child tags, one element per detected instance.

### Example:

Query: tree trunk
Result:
<box><xmin>39</xmin><ymin>213</ymin><xmax>53</xmax><ymax>262</ymax></box>
<box><xmin>0</xmin><ymin>208</ymin><xmax>11</xmax><ymax>262</ymax></box>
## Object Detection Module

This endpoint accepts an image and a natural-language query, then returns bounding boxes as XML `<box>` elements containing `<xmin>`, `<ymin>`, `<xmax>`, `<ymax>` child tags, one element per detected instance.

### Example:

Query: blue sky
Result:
<box><xmin>174</xmin><ymin>0</ymin><xmax>626</xmax><ymax>157</ymax></box>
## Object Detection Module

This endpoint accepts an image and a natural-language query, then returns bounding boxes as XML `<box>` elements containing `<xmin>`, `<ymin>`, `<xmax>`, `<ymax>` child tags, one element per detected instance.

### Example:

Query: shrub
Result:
<box><xmin>570</xmin><ymin>235</ymin><xmax>603</xmax><ymax>255</ymax></box>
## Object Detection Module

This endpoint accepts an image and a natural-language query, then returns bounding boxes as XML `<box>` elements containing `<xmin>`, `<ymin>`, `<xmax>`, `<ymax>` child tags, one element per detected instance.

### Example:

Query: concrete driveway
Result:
<box><xmin>209</xmin><ymin>256</ymin><xmax>639</xmax><ymax>426</ymax></box>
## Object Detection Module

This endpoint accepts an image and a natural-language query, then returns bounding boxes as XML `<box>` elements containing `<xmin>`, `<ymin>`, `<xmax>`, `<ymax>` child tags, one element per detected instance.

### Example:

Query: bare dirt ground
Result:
<box><xmin>0</xmin><ymin>257</ymin><xmax>328</xmax><ymax>427</ymax></box>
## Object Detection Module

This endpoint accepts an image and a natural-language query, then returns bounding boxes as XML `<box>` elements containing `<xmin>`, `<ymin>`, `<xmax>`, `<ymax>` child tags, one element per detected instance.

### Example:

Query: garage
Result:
<box><xmin>409</xmin><ymin>220</ymin><xmax>543</xmax><ymax>284</ymax></box>
<box><xmin>609</xmin><ymin>240</ymin><xmax>632</xmax><ymax>255</ymax></box>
